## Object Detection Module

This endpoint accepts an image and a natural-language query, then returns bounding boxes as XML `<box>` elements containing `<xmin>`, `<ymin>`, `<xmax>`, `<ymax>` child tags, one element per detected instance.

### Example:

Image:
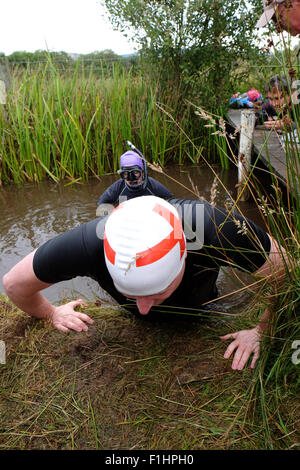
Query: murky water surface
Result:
<box><xmin>0</xmin><ymin>165</ymin><xmax>267</xmax><ymax>312</ymax></box>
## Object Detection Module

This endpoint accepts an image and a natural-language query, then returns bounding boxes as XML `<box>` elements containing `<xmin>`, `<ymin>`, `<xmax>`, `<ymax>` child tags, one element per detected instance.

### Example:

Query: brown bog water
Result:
<box><xmin>0</xmin><ymin>165</ymin><xmax>267</xmax><ymax>313</ymax></box>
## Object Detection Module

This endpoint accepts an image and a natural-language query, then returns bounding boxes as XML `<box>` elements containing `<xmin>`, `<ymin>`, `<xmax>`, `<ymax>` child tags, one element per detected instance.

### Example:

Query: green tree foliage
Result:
<box><xmin>102</xmin><ymin>0</ymin><xmax>264</xmax><ymax>107</ymax></box>
<box><xmin>6</xmin><ymin>50</ymin><xmax>73</xmax><ymax>67</ymax></box>
<box><xmin>4</xmin><ymin>49</ymin><xmax>139</xmax><ymax>75</ymax></box>
<box><xmin>77</xmin><ymin>49</ymin><xmax>138</xmax><ymax>73</ymax></box>
<box><xmin>79</xmin><ymin>49</ymin><xmax>122</xmax><ymax>62</ymax></box>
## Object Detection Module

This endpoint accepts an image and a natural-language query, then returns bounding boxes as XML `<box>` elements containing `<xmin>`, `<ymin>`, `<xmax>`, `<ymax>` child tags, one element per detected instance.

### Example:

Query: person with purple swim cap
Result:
<box><xmin>118</xmin><ymin>150</ymin><xmax>146</xmax><ymax>191</ymax></box>
<box><xmin>96</xmin><ymin>150</ymin><xmax>173</xmax><ymax>214</ymax></box>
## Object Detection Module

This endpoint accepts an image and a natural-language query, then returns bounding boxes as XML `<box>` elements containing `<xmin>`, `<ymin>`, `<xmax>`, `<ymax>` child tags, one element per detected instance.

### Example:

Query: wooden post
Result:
<box><xmin>237</xmin><ymin>109</ymin><xmax>256</xmax><ymax>201</ymax></box>
<box><xmin>0</xmin><ymin>60</ymin><xmax>10</xmax><ymax>146</ymax></box>
<box><xmin>0</xmin><ymin>78</ymin><xmax>7</xmax><ymax>105</ymax></box>
<box><xmin>0</xmin><ymin>77</ymin><xmax>6</xmax><ymax>113</ymax></box>
<box><xmin>0</xmin><ymin>76</ymin><xmax>7</xmax><ymax>149</ymax></box>
<box><xmin>0</xmin><ymin>59</ymin><xmax>11</xmax><ymax>88</ymax></box>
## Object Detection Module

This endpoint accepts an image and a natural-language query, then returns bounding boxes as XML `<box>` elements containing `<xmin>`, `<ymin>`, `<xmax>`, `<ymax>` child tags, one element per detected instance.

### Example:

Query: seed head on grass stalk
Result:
<box><xmin>244</xmin><ymin>126</ymin><xmax>299</xmax><ymax>448</ymax></box>
<box><xmin>187</xmin><ymin>79</ymin><xmax>299</xmax><ymax>447</ymax></box>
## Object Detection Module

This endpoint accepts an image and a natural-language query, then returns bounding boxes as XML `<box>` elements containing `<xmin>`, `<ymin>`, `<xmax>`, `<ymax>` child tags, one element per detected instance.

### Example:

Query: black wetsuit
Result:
<box><xmin>97</xmin><ymin>177</ymin><xmax>173</xmax><ymax>206</ymax></box>
<box><xmin>33</xmin><ymin>198</ymin><xmax>270</xmax><ymax>318</ymax></box>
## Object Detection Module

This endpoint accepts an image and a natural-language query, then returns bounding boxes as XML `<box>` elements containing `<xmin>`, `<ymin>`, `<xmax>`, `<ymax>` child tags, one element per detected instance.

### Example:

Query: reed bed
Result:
<box><xmin>0</xmin><ymin>61</ymin><xmax>203</xmax><ymax>185</ymax></box>
<box><xmin>1</xmin><ymin>53</ymin><xmax>299</xmax><ymax>449</ymax></box>
<box><xmin>190</xmin><ymin>90</ymin><xmax>300</xmax><ymax>449</ymax></box>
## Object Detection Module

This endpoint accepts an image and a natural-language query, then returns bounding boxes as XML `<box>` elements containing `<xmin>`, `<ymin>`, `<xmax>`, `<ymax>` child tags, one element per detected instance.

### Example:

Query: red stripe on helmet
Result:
<box><xmin>104</xmin><ymin>230</ymin><xmax>116</xmax><ymax>265</ymax></box>
<box><xmin>103</xmin><ymin>205</ymin><xmax>123</xmax><ymax>265</ymax></box>
<box><xmin>136</xmin><ymin>203</ymin><xmax>185</xmax><ymax>267</ymax></box>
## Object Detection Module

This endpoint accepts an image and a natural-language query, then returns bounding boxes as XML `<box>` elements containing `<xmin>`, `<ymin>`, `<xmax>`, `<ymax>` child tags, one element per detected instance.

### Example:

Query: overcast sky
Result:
<box><xmin>0</xmin><ymin>0</ymin><xmax>298</xmax><ymax>58</ymax></box>
<box><xmin>0</xmin><ymin>0</ymin><xmax>138</xmax><ymax>56</ymax></box>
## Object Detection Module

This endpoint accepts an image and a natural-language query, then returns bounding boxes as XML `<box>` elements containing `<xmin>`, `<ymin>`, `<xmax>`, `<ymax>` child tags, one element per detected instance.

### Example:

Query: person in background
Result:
<box><xmin>256</xmin><ymin>0</ymin><xmax>300</xmax><ymax>36</ymax></box>
<box><xmin>256</xmin><ymin>74</ymin><xmax>298</xmax><ymax>130</ymax></box>
<box><xmin>96</xmin><ymin>151</ymin><xmax>173</xmax><ymax>215</ymax></box>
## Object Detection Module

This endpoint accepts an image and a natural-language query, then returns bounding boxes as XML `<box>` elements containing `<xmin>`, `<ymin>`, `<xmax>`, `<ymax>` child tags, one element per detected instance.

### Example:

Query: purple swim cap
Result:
<box><xmin>120</xmin><ymin>151</ymin><xmax>143</xmax><ymax>169</ymax></box>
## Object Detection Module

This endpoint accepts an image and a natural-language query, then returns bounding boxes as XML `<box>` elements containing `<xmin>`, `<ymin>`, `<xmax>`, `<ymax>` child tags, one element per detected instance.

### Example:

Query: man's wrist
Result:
<box><xmin>41</xmin><ymin>302</ymin><xmax>56</xmax><ymax>321</ymax></box>
<box><xmin>24</xmin><ymin>294</ymin><xmax>56</xmax><ymax>321</ymax></box>
<box><xmin>256</xmin><ymin>321</ymin><xmax>270</xmax><ymax>333</ymax></box>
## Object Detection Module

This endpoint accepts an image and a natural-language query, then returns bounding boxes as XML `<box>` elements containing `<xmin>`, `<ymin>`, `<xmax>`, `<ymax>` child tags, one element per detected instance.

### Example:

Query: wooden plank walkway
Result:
<box><xmin>227</xmin><ymin>109</ymin><xmax>299</xmax><ymax>194</ymax></box>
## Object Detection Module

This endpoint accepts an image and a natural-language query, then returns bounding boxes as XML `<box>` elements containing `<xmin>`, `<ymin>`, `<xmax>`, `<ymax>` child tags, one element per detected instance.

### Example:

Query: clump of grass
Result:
<box><xmin>190</xmin><ymin>57</ymin><xmax>300</xmax><ymax>448</ymax></box>
<box><xmin>1</xmin><ymin>294</ymin><xmax>299</xmax><ymax>450</ymax></box>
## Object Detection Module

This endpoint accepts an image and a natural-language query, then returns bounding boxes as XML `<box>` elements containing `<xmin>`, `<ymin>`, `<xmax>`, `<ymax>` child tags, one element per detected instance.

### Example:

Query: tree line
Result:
<box><xmin>0</xmin><ymin>49</ymin><xmax>139</xmax><ymax>68</ymax></box>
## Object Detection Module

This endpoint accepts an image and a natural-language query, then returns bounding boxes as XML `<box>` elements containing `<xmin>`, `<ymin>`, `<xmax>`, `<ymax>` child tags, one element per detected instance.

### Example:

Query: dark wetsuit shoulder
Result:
<box><xmin>97</xmin><ymin>180</ymin><xmax>125</xmax><ymax>205</ymax></box>
<box><xmin>97</xmin><ymin>177</ymin><xmax>173</xmax><ymax>205</ymax></box>
<box><xmin>169</xmin><ymin>198</ymin><xmax>270</xmax><ymax>273</ymax></box>
<box><xmin>33</xmin><ymin>219</ymin><xmax>105</xmax><ymax>284</ymax></box>
<box><xmin>146</xmin><ymin>177</ymin><xmax>173</xmax><ymax>199</ymax></box>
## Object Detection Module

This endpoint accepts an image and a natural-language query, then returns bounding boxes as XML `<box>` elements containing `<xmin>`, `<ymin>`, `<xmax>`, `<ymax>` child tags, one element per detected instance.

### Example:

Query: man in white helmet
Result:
<box><xmin>256</xmin><ymin>0</ymin><xmax>300</xmax><ymax>36</ymax></box>
<box><xmin>3</xmin><ymin>196</ymin><xmax>287</xmax><ymax>371</ymax></box>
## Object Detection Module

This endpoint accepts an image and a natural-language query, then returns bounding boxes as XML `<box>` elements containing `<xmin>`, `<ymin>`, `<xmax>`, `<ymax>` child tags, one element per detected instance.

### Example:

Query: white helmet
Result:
<box><xmin>104</xmin><ymin>196</ymin><xmax>186</xmax><ymax>296</ymax></box>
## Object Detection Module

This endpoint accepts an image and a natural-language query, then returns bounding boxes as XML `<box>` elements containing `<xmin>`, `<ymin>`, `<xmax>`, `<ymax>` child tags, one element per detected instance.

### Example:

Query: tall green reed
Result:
<box><xmin>187</xmin><ymin>62</ymin><xmax>299</xmax><ymax>447</ymax></box>
<box><xmin>0</xmin><ymin>59</ymin><xmax>201</xmax><ymax>185</ymax></box>
<box><xmin>254</xmin><ymin>124</ymin><xmax>299</xmax><ymax>448</ymax></box>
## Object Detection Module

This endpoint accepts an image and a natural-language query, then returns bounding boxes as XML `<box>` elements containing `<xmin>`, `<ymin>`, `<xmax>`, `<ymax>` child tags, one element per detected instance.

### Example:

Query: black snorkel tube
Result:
<box><xmin>126</xmin><ymin>140</ymin><xmax>149</xmax><ymax>191</ymax></box>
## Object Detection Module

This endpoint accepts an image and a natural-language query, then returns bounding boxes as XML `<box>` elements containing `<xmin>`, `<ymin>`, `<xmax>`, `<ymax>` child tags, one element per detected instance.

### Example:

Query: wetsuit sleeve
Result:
<box><xmin>97</xmin><ymin>180</ymin><xmax>123</xmax><ymax>205</ymax></box>
<box><xmin>33</xmin><ymin>219</ymin><xmax>104</xmax><ymax>284</ymax></box>
<box><xmin>147</xmin><ymin>178</ymin><xmax>173</xmax><ymax>199</ymax></box>
<box><xmin>262</xmin><ymin>100</ymin><xmax>277</xmax><ymax>117</ymax></box>
<box><xmin>169</xmin><ymin>198</ymin><xmax>270</xmax><ymax>274</ymax></box>
<box><xmin>256</xmin><ymin>100</ymin><xmax>277</xmax><ymax>125</ymax></box>
<box><xmin>203</xmin><ymin>205</ymin><xmax>271</xmax><ymax>273</ymax></box>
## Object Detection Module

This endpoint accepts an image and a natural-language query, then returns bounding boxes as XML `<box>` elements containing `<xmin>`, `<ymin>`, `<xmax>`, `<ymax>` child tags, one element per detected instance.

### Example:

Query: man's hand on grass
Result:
<box><xmin>50</xmin><ymin>299</ymin><xmax>94</xmax><ymax>333</ymax></box>
<box><xmin>220</xmin><ymin>327</ymin><xmax>261</xmax><ymax>370</ymax></box>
